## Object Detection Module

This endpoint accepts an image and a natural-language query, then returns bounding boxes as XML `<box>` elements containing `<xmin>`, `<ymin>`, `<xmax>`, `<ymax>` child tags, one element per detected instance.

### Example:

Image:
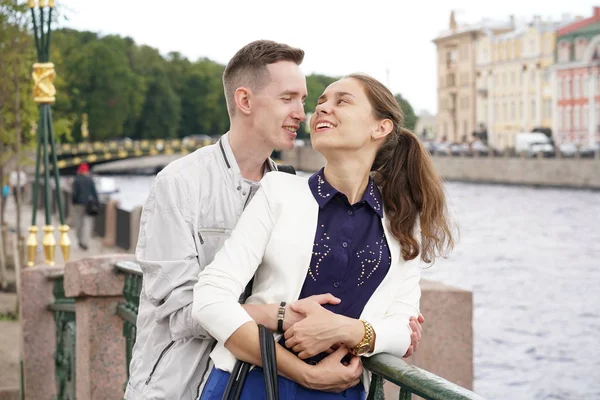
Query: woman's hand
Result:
<box><xmin>284</xmin><ymin>299</ymin><xmax>356</xmax><ymax>359</ymax></box>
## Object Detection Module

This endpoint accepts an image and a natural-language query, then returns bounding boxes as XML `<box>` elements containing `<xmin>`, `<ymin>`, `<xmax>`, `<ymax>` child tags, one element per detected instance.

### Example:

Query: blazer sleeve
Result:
<box><xmin>366</xmin><ymin>255</ymin><xmax>421</xmax><ymax>359</ymax></box>
<box><xmin>192</xmin><ymin>178</ymin><xmax>276</xmax><ymax>344</ymax></box>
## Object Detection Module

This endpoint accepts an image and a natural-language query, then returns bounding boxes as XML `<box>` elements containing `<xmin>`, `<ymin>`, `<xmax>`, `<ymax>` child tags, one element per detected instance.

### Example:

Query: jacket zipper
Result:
<box><xmin>198</xmin><ymin>232</ymin><xmax>204</xmax><ymax>245</ymax></box>
<box><xmin>145</xmin><ymin>341</ymin><xmax>175</xmax><ymax>385</ymax></box>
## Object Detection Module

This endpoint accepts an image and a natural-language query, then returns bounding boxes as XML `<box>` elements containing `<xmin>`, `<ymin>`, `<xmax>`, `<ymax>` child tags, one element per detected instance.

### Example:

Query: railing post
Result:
<box><xmin>19</xmin><ymin>265</ymin><xmax>62</xmax><ymax>400</ymax></box>
<box><xmin>63</xmin><ymin>254</ymin><xmax>135</xmax><ymax>400</ymax></box>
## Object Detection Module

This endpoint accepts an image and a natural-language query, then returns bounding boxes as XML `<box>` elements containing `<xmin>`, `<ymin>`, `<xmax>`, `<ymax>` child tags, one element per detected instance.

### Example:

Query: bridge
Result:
<box><xmin>50</xmin><ymin>137</ymin><xmax>215</xmax><ymax>173</ymax></box>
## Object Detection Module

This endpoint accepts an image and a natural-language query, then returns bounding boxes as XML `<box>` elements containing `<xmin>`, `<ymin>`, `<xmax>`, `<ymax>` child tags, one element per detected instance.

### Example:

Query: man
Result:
<box><xmin>125</xmin><ymin>40</ymin><xmax>423</xmax><ymax>400</ymax></box>
<box><xmin>71</xmin><ymin>163</ymin><xmax>98</xmax><ymax>250</ymax></box>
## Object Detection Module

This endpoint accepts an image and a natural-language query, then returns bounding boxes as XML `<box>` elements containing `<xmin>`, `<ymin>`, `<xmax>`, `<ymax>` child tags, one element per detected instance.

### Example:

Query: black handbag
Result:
<box><xmin>85</xmin><ymin>197</ymin><xmax>100</xmax><ymax>216</ymax></box>
<box><xmin>221</xmin><ymin>324</ymin><xmax>279</xmax><ymax>400</ymax></box>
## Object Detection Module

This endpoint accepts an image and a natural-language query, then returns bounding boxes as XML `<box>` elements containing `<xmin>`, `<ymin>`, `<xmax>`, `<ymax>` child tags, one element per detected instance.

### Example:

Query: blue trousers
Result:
<box><xmin>200</xmin><ymin>367</ymin><xmax>366</xmax><ymax>400</ymax></box>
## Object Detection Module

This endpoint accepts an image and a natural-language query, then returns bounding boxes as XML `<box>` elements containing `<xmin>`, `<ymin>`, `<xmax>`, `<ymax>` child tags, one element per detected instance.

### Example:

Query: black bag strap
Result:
<box><xmin>276</xmin><ymin>164</ymin><xmax>296</xmax><ymax>175</ymax></box>
<box><xmin>221</xmin><ymin>325</ymin><xmax>279</xmax><ymax>400</ymax></box>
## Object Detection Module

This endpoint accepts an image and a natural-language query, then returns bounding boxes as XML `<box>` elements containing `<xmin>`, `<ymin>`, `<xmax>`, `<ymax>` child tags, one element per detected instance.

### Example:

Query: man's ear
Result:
<box><xmin>234</xmin><ymin>87</ymin><xmax>252</xmax><ymax>115</ymax></box>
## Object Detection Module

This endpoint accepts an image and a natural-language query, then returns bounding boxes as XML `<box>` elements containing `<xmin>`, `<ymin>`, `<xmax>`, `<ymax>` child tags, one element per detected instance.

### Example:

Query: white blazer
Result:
<box><xmin>192</xmin><ymin>171</ymin><xmax>421</xmax><ymax>391</ymax></box>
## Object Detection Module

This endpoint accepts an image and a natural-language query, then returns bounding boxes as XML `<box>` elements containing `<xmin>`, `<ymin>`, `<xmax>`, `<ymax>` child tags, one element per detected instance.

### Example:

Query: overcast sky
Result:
<box><xmin>59</xmin><ymin>0</ymin><xmax>595</xmax><ymax>115</ymax></box>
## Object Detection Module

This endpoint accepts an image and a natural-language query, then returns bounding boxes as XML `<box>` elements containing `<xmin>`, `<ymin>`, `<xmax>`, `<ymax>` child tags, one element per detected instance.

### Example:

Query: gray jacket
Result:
<box><xmin>125</xmin><ymin>133</ymin><xmax>278</xmax><ymax>400</ymax></box>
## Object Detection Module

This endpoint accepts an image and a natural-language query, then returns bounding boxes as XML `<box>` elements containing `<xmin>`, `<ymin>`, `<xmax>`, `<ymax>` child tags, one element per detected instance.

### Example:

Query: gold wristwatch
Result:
<box><xmin>350</xmin><ymin>320</ymin><xmax>374</xmax><ymax>356</ymax></box>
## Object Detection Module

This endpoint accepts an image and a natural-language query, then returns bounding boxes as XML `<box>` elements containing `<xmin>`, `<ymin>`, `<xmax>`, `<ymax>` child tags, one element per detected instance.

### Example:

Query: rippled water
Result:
<box><xmin>106</xmin><ymin>174</ymin><xmax>600</xmax><ymax>399</ymax></box>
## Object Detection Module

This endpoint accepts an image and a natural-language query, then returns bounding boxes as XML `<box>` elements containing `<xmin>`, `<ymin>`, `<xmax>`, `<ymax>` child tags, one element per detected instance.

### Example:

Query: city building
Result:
<box><xmin>476</xmin><ymin>17</ymin><xmax>564</xmax><ymax>149</ymax></box>
<box><xmin>553</xmin><ymin>7</ymin><xmax>600</xmax><ymax>147</ymax></box>
<box><xmin>433</xmin><ymin>11</ymin><xmax>512</xmax><ymax>143</ymax></box>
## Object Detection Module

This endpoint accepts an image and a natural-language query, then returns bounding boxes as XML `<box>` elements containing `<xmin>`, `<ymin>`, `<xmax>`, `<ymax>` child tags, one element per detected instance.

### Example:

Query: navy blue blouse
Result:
<box><xmin>287</xmin><ymin>168</ymin><xmax>391</xmax><ymax>364</ymax></box>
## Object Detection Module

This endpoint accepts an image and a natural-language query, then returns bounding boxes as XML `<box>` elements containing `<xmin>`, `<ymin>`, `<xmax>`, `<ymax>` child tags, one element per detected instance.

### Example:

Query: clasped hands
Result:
<box><xmin>280</xmin><ymin>294</ymin><xmax>424</xmax><ymax>392</ymax></box>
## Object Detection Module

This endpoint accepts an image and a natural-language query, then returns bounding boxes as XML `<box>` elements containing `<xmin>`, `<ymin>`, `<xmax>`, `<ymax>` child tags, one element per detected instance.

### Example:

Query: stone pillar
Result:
<box><xmin>64</xmin><ymin>254</ymin><xmax>136</xmax><ymax>400</ymax></box>
<box><xmin>383</xmin><ymin>279</ymin><xmax>474</xmax><ymax>396</ymax></box>
<box><xmin>102</xmin><ymin>200</ymin><xmax>118</xmax><ymax>247</ymax></box>
<box><xmin>19</xmin><ymin>265</ymin><xmax>63</xmax><ymax>400</ymax></box>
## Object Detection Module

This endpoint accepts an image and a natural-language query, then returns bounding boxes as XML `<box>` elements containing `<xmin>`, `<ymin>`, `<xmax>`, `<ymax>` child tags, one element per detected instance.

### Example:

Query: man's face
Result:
<box><xmin>251</xmin><ymin>61</ymin><xmax>307</xmax><ymax>151</ymax></box>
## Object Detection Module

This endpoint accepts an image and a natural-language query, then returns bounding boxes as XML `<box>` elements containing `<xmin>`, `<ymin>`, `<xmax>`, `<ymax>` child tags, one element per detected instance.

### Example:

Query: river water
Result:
<box><xmin>105</xmin><ymin>174</ymin><xmax>600</xmax><ymax>400</ymax></box>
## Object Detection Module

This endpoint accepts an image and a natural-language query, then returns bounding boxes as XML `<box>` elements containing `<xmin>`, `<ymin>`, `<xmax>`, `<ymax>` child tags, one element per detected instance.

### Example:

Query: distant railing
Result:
<box><xmin>112</xmin><ymin>260</ymin><xmax>485</xmax><ymax>399</ymax></box>
<box><xmin>47</xmin><ymin>271</ymin><xmax>76</xmax><ymax>400</ymax></box>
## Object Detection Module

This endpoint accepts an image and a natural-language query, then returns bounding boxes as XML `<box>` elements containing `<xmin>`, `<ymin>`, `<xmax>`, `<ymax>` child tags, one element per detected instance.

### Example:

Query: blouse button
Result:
<box><xmin>342</xmin><ymin>242</ymin><xmax>348</xmax><ymax>248</ymax></box>
<box><xmin>333</xmin><ymin>282</ymin><xmax>340</xmax><ymax>288</ymax></box>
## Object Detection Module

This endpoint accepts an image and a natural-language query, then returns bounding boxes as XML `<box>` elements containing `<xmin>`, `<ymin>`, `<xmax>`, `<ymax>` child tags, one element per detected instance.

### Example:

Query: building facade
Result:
<box><xmin>476</xmin><ymin>18</ymin><xmax>561</xmax><ymax>149</ymax></box>
<box><xmin>554</xmin><ymin>7</ymin><xmax>600</xmax><ymax>147</ymax></box>
<box><xmin>433</xmin><ymin>12</ymin><xmax>512</xmax><ymax>143</ymax></box>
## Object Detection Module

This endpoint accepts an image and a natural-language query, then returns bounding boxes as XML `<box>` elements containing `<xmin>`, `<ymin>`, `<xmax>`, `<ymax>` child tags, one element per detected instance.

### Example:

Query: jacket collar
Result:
<box><xmin>217</xmin><ymin>132</ymin><xmax>278</xmax><ymax>187</ymax></box>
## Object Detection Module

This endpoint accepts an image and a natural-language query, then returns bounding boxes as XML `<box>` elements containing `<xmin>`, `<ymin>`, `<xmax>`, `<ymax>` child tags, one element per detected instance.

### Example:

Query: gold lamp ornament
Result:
<box><xmin>27</xmin><ymin>0</ymin><xmax>70</xmax><ymax>266</ymax></box>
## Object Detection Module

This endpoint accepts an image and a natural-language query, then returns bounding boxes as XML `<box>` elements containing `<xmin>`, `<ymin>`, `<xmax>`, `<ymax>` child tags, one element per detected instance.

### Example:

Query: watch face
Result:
<box><xmin>356</xmin><ymin>343</ymin><xmax>370</xmax><ymax>356</ymax></box>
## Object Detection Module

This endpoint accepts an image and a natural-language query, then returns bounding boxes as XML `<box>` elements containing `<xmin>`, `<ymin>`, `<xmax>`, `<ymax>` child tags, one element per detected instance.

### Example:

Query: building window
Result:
<box><xmin>575</xmin><ymin>38</ymin><xmax>588</xmax><ymax>61</ymax></box>
<box><xmin>511</xmin><ymin>71</ymin><xmax>516</xmax><ymax>87</ymax></box>
<box><xmin>558</xmin><ymin>41</ymin><xmax>571</xmax><ymax>62</ymax></box>
<box><xmin>544</xmin><ymin>99</ymin><xmax>552</xmax><ymax>120</ymax></box>
<box><xmin>530</xmin><ymin>69</ymin><xmax>536</xmax><ymax>85</ymax></box>
<box><xmin>574</xmin><ymin>106</ymin><xmax>580</xmax><ymax>130</ymax></box>
<box><xmin>566</xmin><ymin>107</ymin><xmax>572</xmax><ymax>130</ymax></box>
<box><xmin>558</xmin><ymin>107</ymin><xmax>563</xmax><ymax>130</ymax></box>
<box><xmin>463</xmin><ymin>121</ymin><xmax>468</xmax><ymax>137</ymax></box>
<box><xmin>583</xmin><ymin>76</ymin><xmax>589</xmax><ymax>97</ymax></box>
<box><xmin>544</xmin><ymin>68</ymin><xmax>551</xmax><ymax>83</ymax></box>
<box><xmin>503</xmin><ymin>101</ymin><xmax>507</xmax><ymax>121</ymax></box>
<box><xmin>511</xmin><ymin>101</ymin><xmax>516</xmax><ymax>120</ymax></box>
<box><xmin>583</xmin><ymin>105</ymin><xmax>589</xmax><ymax>129</ymax></box>
<box><xmin>574</xmin><ymin>76</ymin><xmax>580</xmax><ymax>98</ymax></box>
<box><xmin>558</xmin><ymin>78</ymin><xmax>563</xmax><ymax>99</ymax></box>
<box><xmin>566</xmin><ymin>78</ymin><xmax>572</xmax><ymax>99</ymax></box>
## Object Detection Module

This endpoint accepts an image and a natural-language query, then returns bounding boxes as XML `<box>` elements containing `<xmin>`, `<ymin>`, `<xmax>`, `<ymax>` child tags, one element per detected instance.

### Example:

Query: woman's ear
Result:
<box><xmin>372</xmin><ymin>119</ymin><xmax>393</xmax><ymax>141</ymax></box>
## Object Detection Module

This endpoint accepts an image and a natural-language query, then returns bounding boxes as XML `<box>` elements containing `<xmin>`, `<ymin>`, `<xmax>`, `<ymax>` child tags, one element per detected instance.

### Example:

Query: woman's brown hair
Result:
<box><xmin>346</xmin><ymin>73</ymin><xmax>455</xmax><ymax>264</ymax></box>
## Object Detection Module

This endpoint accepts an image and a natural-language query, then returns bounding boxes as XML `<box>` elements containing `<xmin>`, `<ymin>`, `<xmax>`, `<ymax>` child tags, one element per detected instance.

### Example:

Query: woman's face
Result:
<box><xmin>310</xmin><ymin>78</ymin><xmax>381</xmax><ymax>154</ymax></box>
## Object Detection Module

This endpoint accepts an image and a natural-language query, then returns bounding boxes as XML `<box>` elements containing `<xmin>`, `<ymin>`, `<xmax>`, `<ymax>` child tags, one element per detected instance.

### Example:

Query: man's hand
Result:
<box><xmin>284</xmin><ymin>299</ymin><xmax>345</xmax><ymax>359</ymax></box>
<box><xmin>301</xmin><ymin>346</ymin><xmax>363</xmax><ymax>393</ymax></box>
<box><xmin>283</xmin><ymin>294</ymin><xmax>340</xmax><ymax>332</ymax></box>
<box><xmin>403</xmin><ymin>313</ymin><xmax>424</xmax><ymax>358</ymax></box>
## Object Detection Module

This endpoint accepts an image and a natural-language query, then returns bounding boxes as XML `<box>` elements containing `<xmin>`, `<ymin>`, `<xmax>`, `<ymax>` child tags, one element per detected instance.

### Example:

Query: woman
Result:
<box><xmin>193</xmin><ymin>73</ymin><xmax>454</xmax><ymax>399</ymax></box>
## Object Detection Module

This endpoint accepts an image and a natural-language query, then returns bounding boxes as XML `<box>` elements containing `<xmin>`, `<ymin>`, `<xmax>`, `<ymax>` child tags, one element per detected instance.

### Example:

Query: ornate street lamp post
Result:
<box><xmin>26</xmin><ymin>0</ymin><xmax>70</xmax><ymax>266</ymax></box>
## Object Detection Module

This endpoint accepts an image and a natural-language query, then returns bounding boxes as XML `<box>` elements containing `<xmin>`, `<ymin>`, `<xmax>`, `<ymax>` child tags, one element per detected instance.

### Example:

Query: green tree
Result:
<box><xmin>135</xmin><ymin>70</ymin><xmax>180</xmax><ymax>139</ymax></box>
<box><xmin>394</xmin><ymin>94</ymin><xmax>418</xmax><ymax>131</ymax></box>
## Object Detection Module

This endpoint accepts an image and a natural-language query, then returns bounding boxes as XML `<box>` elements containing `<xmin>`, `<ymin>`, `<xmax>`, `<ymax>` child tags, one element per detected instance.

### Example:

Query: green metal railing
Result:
<box><xmin>48</xmin><ymin>271</ymin><xmax>76</xmax><ymax>400</ymax></box>
<box><xmin>114</xmin><ymin>260</ymin><xmax>143</xmax><ymax>387</ymax></box>
<box><xmin>364</xmin><ymin>354</ymin><xmax>485</xmax><ymax>400</ymax></box>
<box><xmin>112</xmin><ymin>260</ymin><xmax>485</xmax><ymax>399</ymax></box>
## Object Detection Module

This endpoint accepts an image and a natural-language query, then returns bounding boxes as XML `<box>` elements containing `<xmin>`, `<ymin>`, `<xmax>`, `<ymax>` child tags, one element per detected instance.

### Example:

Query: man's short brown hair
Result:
<box><xmin>223</xmin><ymin>40</ymin><xmax>305</xmax><ymax>116</ymax></box>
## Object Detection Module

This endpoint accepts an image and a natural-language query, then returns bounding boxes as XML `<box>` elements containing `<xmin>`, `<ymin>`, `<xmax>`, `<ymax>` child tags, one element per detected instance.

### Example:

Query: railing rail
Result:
<box><xmin>364</xmin><ymin>354</ymin><xmax>485</xmax><ymax>400</ymax></box>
